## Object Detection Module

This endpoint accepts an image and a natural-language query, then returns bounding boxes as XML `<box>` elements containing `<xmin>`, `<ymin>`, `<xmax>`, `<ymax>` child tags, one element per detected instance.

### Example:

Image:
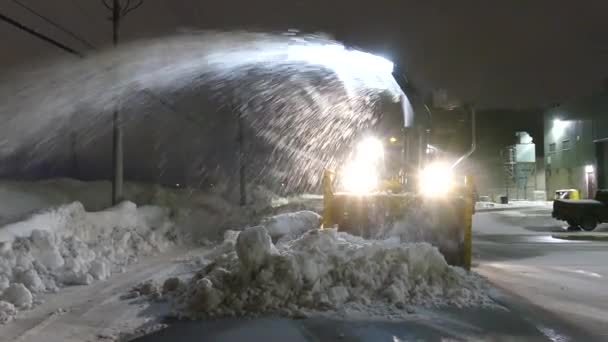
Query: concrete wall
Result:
<box><xmin>535</xmin><ymin>157</ymin><xmax>546</xmax><ymax>192</ymax></box>
<box><xmin>544</xmin><ymin>92</ymin><xmax>608</xmax><ymax>198</ymax></box>
<box><xmin>545</xmin><ymin>165</ymin><xmax>590</xmax><ymax>199</ymax></box>
<box><xmin>598</xmin><ymin>141</ymin><xmax>608</xmax><ymax>189</ymax></box>
<box><xmin>544</xmin><ymin>118</ymin><xmax>595</xmax><ymax>198</ymax></box>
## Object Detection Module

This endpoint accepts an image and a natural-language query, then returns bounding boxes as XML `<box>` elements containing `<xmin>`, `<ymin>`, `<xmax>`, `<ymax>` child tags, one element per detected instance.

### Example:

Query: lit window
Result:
<box><xmin>562</xmin><ymin>139</ymin><xmax>571</xmax><ymax>150</ymax></box>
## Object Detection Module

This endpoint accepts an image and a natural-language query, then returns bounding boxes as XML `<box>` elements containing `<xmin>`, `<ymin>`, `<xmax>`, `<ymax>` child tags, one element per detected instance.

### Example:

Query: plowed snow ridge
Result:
<box><xmin>164</xmin><ymin>221</ymin><xmax>493</xmax><ymax>319</ymax></box>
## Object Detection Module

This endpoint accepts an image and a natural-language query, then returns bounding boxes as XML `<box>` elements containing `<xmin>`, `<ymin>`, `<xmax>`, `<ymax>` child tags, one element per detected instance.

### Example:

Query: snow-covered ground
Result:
<box><xmin>0</xmin><ymin>246</ymin><xmax>208</xmax><ymax>342</ymax></box>
<box><xmin>476</xmin><ymin>200</ymin><xmax>552</xmax><ymax>211</ymax></box>
<box><xmin>474</xmin><ymin>208</ymin><xmax>608</xmax><ymax>339</ymax></box>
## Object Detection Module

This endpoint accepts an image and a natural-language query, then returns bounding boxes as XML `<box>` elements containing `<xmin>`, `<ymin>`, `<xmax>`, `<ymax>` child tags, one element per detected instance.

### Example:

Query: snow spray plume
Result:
<box><xmin>0</xmin><ymin>31</ymin><xmax>402</xmax><ymax>192</ymax></box>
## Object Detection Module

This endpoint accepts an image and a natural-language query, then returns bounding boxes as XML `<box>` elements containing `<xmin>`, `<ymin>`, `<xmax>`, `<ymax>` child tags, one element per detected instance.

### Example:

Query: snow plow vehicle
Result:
<box><xmin>553</xmin><ymin>189</ymin><xmax>608</xmax><ymax>231</ymax></box>
<box><xmin>321</xmin><ymin>67</ymin><xmax>476</xmax><ymax>269</ymax></box>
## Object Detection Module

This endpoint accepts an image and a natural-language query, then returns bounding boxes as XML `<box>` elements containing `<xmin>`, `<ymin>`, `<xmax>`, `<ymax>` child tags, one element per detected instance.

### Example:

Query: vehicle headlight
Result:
<box><xmin>419</xmin><ymin>162</ymin><xmax>453</xmax><ymax>196</ymax></box>
<box><xmin>341</xmin><ymin>137</ymin><xmax>384</xmax><ymax>193</ymax></box>
<box><xmin>342</xmin><ymin>160</ymin><xmax>378</xmax><ymax>194</ymax></box>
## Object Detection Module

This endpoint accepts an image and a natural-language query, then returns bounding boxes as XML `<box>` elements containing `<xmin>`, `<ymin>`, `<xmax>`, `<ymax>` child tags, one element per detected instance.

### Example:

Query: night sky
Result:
<box><xmin>2</xmin><ymin>0</ymin><xmax>608</xmax><ymax>108</ymax></box>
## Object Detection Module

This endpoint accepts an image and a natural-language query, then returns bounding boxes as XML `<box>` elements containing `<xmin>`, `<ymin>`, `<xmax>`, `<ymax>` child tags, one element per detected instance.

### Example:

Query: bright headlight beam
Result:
<box><xmin>356</xmin><ymin>137</ymin><xmax>384</xmax><ymax>161</ymax></box>
<box><xmin>419</xmin><ymin>162</ymin><xmax>453</xmax><ymax>196</ymax></box>
<box><xmin>342</xmin><ymin>160</ymin><xmax>378</xmax><ymax>194</ymax></box>
<box><xmin>342</xmin><ymin>137</ymin><xmax>384</xmax><ymax>193</ymax></box>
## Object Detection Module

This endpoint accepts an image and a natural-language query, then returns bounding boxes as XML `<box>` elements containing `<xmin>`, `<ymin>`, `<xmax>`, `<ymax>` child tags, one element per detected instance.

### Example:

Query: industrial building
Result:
<box><xmin>544</xmin><ymin>90</ymin><xmax>608</xmax><ymax>199</ymax></box>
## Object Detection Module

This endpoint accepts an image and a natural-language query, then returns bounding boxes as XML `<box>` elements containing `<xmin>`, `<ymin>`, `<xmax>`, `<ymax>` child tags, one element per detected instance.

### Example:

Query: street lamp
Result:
<box><xmin>551</xmin><ymin>119</ymin><xmax>570</xmax><ymax>138</ymax></box>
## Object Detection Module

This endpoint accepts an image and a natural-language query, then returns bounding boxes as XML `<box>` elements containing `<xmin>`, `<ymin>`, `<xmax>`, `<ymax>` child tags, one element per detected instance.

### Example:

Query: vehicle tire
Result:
<box><xmin>580</xmin><ymin>217</ymin><xmax>598</xmax><ymax>231</ymax></box>
<box><xmin>566</xmin><ymin>222</ymin><xmax>581</xmax><ymax>231</ymax></box>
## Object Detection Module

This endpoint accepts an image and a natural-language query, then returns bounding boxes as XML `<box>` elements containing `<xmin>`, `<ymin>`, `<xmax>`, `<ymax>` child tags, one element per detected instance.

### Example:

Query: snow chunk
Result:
<box><xmin>30</xmin><ymin>230</ymin><xmax>64</xmax><ymax>270</ymax></box>
<box><xmin>236</xmin><ymin>226</ymin><xmax>277</xmax><ymax>272</ymax></box>
<box><xmin>163</xmin><ymin>277</ymin><xmax>181</xmax><ymax>293</ymax></box>
<box><xmin>223</xmin><ymin>230</ymin><xmax>240</xmax><ymax>244</ymax></box>
<box><xmin>58</xmin><ymin>271</ymin><xmax>93</xmax><ymax>286</ymax></box>
<box><xmin>89</xmin><ymin>260</ymin><xmax>110</xmax><ymax>281</ymax></box>
<box><xmin>15</xmin><ymin>269</ymin><xmax>45</xmax><ymax>293</ymax></box>
<box><xmin>0</xmin><ymin>301</ymin><xmax>16</xmax><ymax>324</ymax></box>
<box><xmin>0</xmin><ymin>275</ymin><xmax>9</xmax><ymax>292</ymax></box>
<box><xmin>262</xmin><ymin>211</ymin><xmax>321</xmax><ymax>241</ymax></box>
<box><xmin>2</xmin><ymin>283</ymin><xmax>33</xmax><ymax>309</ymax></box>
<box><xmin>328</xmin><ymin>286</ymin><xmax>349</xmax><ymax>305</ymax></box>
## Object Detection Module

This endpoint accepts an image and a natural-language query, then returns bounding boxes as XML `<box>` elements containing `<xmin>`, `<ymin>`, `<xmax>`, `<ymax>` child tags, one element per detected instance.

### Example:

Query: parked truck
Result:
<box><xmin>553</xmin><ymin>189</ymin><xmax>608</xmax><ymax>231</ymax></box>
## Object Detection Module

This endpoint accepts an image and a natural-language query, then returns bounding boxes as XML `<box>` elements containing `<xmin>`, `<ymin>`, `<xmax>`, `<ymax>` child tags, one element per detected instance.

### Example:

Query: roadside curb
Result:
<box><xmin>551</xmin><ymin>233</ymin><xmax>608</xmax><ymax>241</ymax></box>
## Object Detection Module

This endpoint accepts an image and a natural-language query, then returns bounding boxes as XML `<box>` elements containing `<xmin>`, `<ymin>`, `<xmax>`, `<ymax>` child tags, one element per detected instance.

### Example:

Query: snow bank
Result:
<box><xmin>0</xmin><ymin>201</ymin><xmax>178</xmax><ymax>321</ymax></box>
<box><xmin>165</xmin><ymin>226</ymin><xmax>492</xmax><ymax>319</ymax></box>
<box><xmin>0</xmin><ymin>179</ymin><xmax>252</xmax><ymax>237</ymax></box>
<box><xmin>0</xmin><ymin>178</ymin><xmax>295</xmax><ymax>325</ymax></box>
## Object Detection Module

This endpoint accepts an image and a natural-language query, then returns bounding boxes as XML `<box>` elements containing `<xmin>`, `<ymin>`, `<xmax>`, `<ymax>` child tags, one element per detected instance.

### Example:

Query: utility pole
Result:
<box><xmin>71</xmin><ymin>131</ymin><xmax>79</xmax><ymax>178</ymax></box>
<box><xmin>103</xmin><ymin>0</ymin><xmax>143</xmax><ymax>204</ymax></box>
<box><xmin>111</xmin><ymin>0</ymin><xmax>123</xmax><ymax>205</ymax></box>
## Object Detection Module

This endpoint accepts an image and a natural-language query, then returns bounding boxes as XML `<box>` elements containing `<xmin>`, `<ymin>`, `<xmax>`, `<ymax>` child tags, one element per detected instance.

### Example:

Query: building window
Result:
<box><xmin>562</xmin><ymin>139</ymin><xmax>571</xmax><ymax>150</ymax></box>
<box><xmin>549</xmin><ymin>143</ymin><xmax>556</xmax><ymax>153</ymax></box>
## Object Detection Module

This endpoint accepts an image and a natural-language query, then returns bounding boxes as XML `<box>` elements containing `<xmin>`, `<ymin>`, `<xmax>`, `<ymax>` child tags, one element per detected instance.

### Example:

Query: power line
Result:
<box><xmin>2</xmin><ymin>6</ymin><xmax>205</xmax><ymax>148</ymax></box>
<box><xmin>10</xmin><ymin>0</ymin><xmax>97</xmax><ymax>50</ymax></box>
<box><xmin>0</xmin><ymin>12</ymin><xmax>84</xmax><ymax>57</ymax></box>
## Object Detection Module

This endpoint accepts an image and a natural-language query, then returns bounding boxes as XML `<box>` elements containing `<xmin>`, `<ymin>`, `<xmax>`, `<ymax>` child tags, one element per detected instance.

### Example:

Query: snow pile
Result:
<box><xmin>0</xmin><ymin>201</ymin><xmax>178</xmax><ymax>322</ymax></box>
<box><xmin>167</xmin><ymin>225</ymin><xmax>492</xmax><ymax>319</ymax></box>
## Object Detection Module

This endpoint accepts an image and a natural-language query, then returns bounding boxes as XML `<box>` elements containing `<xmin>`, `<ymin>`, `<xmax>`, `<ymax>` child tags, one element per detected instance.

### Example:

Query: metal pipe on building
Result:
<box><xmin>452</xmin><ymin>106</ymin><xmax>477</xmax><ymax>169</ymax></box>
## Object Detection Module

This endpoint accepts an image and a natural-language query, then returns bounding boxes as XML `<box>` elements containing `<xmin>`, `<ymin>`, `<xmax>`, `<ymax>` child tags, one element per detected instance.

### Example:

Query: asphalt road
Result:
<box><xmin>133</xmin><ymin>205</ymin><xmax>608</xmax><ymax>342</ymax></box>
<box><xmin>474</xmin><ymin>206</ymin><xmax>608</xmax><ymax>341</ymax></box>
